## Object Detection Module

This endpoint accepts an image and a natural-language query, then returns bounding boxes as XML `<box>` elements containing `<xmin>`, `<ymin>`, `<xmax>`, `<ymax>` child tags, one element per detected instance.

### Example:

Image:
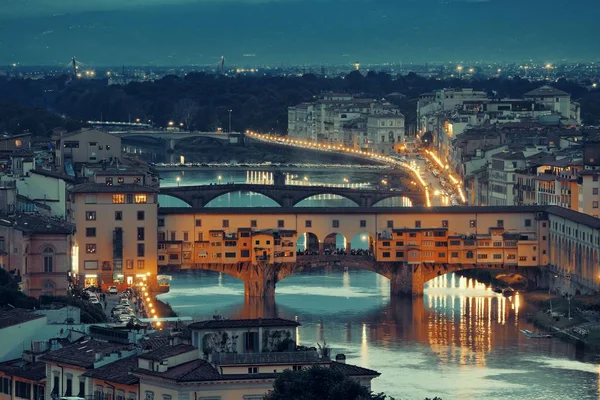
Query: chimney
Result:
<box><xmin>335</xmin><ymin>354</ymin><xmax>346</xmax><ymax>364</ymax></box>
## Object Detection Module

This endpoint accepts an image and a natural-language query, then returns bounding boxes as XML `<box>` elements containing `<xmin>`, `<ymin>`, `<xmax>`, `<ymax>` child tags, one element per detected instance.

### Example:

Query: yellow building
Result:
<box><xmin>69</xmin><ymin>172</ymin><xmax>158</xmax><ymax>289</ymax></box>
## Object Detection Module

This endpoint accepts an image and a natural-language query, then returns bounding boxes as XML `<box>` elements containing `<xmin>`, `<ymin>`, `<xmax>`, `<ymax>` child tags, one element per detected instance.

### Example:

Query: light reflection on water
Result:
<box><xmin>158</xmin><ymin>270</ymin><xmax>600</xmax><ymax>400</ymax></box>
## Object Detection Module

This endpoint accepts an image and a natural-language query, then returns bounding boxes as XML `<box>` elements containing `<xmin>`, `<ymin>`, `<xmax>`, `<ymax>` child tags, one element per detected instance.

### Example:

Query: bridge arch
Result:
<box><xmin>204</xmin><ymin>190</ymin><xmax>281</xmax><ymax>208</ymax></box>
<box><xmin>158</xmin><ymin>193</ymin><xmax>193</xmax><ymax>207</ymax></box>
<box><xmin>296</xmin><ymin>232</ymin><xmax>320</xmax><ymax>254</ymax></box>
<box><xmin>350</xmin><ymin>233</ymin><xmax>375</xmax><ymax>253</ymax></box>
<box><xmin>372</xmin><ymin>195</ymin><xmax>414</xmax><ymax>207</ymax></box>
<box><xmin>177</xmin><ymin>135</ymin><xmax>227</xmax><ymax>148</ymax></box>
<box><xmin>120</xmin><ymin>134</ymin><xmax>166</xmax><ymax>144</ymax></box>
<box><xmin>323</xmin><ymin>233</ymin><xmax>349</xmax><ymax>254</ymax></box>
<box><xmin>292</xmin><ymin>192</ymin><xmax>359</xmax><ymax>207</ymax></box>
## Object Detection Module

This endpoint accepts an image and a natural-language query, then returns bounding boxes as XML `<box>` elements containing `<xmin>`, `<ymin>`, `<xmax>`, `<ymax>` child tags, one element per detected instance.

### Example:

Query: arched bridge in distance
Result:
<box><xmin>159</xmin><ymin>183</ymin><xmax>426</xmax><ymax>207</ymax></box>
<box><xmin>113</xmin><ymin>130</ymin><xmax>244</xmax><ymax>149</ymax></box>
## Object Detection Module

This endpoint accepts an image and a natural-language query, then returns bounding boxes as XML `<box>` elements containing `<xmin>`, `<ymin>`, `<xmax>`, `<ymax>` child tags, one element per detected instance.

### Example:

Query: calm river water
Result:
<box><xmin>158</xmin><ymin>271</ymin><xmax>600</xmax><ymax>400</ymax></box>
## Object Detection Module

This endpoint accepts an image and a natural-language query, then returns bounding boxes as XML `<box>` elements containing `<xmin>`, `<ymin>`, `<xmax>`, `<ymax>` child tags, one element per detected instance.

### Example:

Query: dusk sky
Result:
<box><xmin>1</xmin><ymin>0</ymin><xmax>599</xmax><ymax>66</ymax></box>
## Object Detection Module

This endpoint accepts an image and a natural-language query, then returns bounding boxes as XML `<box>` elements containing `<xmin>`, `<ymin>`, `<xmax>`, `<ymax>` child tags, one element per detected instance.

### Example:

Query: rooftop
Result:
<box><xmin>133</xmin><ymin>359</ymin><xmax>379</xmax><ymax>383</ymax></box>
<box><xmin>138</xmin><ymin>344</ymin><xmax>196</xmax><ymax>361</ymax></box>
<box><xmin>330</xmin><ymin>361</ymin><xmax>380</xmax><ymax>377</ymax></box>
<box><xmin>39</xmin><ymin>339</ymin><xmax>133</xmax><ymax>369</ymax></box>
<box><xmin>81</xmin><ymin>356</ymin><xmax>139</xmax><ymax>385</ymax></box>
<box><xmin>30</xmin><ymin>168</ymin><xmax>77</xmax><ymax>183</ymax></box>
<box><xmin>69</xmin><ymin>183</ymin><xmax>158</xmax><ymax>194</ymax></box>
<box><xmin>0</xmin><ymin>214</ymin><xmax>74</xmax><ymax>235</ymax></box>
<box><xmin>189</xmin><ymin>318</ymin><xmax>300</xmax><ymax>330</ymax></box>
<box><xmin>95</xmin><ymin>169</ymin><xmax>146</xmax><ymax>176</ymax></box>
<box><xmin>138</xmin><ymin>334</ymin><xmax>171</xmax><ymax>351</ymax></box>
<box><xmin>524</xmin><ymin>85</ymin><xmax>570</xmax><ymax>98</ymax></box>
<box><xmin>0</xmin><ymin>309</ymin><xmax>45</xmax><ymax>330</ymax></box>
<box><xmin>53</xmin><ymin>128</ymin><xmax>120</xmax><ymax>140</ymax></box>
<box><xmin>133</xmin><ymin>359</ymin><xmax>221</xmax><ymax>382</ymax></box>
<box><xmin>0</xmin><ymin>359</ymin><xmax>46</xmax><ymax>381</ymax></box>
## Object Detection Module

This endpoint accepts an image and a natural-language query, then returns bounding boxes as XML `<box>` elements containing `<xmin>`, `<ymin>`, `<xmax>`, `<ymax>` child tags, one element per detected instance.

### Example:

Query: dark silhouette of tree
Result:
<box><xmin>264</xmin><ymin>366</ymin><xmax>388</xmax><ymax>400</ymax></box>
<box><xmin>173</xmin><ymin>98</ymin><xmax>200</xmax><ymax>130</ymax></box>
<box><xmin>0</xmin><ymin>72</ymin><xmax>597</xmax><ymax>135</ymax></box>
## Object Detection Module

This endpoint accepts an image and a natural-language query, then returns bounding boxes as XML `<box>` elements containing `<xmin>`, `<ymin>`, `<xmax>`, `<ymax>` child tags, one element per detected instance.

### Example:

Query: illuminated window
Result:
<box><xmin>86</xmin><ymin>244</ymin><xmax>96</xmax><ymax>254</ymax></box>
<box><xmin>85</xmin><ymin>211</ymin><xmax>96</xmax><ymax>221</ymax></box>
<box><xmin>15</xmin><ymin>139</ymin><xmax>22</xmax><ymax>147</ymax></box>
<box><xmin>134</xmin><ymin>194</ymin><xmax>147</xmax><ymax>204</ymax></box>
<box><xmin>113</xmin><ymin>194</ymin><xmax>125</xmax><ymax>204</ymax></box>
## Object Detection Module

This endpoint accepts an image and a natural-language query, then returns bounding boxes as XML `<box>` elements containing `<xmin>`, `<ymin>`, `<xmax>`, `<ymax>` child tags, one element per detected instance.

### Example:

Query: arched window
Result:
<box><xmin>43</xmin><ymin>246</ymin><xmax>54</xmax><ymax>273</ymax></box>
<box><xmin>42</xmin><ymin>280</ymin><xmax>55</xmax><ymax>296</ymax></box>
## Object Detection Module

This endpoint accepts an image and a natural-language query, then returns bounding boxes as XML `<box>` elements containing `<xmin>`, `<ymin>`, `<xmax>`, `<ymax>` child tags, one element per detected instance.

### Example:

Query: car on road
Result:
<box><xmin>107</xmin><ymin>286</ymin><xmax>118</xmax><ymax>295</ymax></box>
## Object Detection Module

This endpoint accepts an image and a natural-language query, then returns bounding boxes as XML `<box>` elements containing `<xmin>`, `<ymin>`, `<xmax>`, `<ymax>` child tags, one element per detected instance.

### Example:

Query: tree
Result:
<box><xmin>173</xmin><ymin>98</ymin><xmax>200</xmax><ymax>130</ymax></box>
<box><xmin>264</xmin><ymin>366</ymin><xmax>388</xmax><ymax>400</ymax></box>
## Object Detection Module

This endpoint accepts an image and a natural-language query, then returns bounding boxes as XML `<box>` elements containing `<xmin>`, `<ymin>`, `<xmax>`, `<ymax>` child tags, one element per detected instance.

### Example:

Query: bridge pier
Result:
<box><xmin>166</xmin><ymin>138</ymin><xmax>176</xmax><ymax>152</ymax></box>
<box><xmin>389</xmin><ymin>262</ymin><xmax>424</xmax><ymax>297</ymax></box>
<box><xmin>243</xmin><ymin>262</ymin><xmax>276</xmax><ymax>299</ymax></box>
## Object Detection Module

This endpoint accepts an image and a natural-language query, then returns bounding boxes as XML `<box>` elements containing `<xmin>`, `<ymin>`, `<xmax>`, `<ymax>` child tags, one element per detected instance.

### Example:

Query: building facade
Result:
<box><xmin>0</xmin><ymin>215</ymin><xmax>73</xmax><ymax>298</ymax></box>
<box><xmin>69</xmin><ymin>172</ymin><xmax>158</xmax><ymax>289</ymax></box>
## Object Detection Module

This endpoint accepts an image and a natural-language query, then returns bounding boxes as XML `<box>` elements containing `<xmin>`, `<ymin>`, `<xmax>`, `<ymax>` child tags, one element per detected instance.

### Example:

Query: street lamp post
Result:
<box><xmin>176</xmin><ymin>176</ymin><xmax>181</xmax><ymax>187</ymax></box>
<box><xmin>228</xmin><ymin>110</ymin><xmax>232</xmax><ymax>133</ymax></box>
<box><xmin>218</xmin><ymin>175</ymin><xmax>222</xmax><ymax>185</ymax></box>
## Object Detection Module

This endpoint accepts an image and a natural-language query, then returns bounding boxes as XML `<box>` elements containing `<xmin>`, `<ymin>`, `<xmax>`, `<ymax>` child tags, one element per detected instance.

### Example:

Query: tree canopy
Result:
<box><xmin>1</xmin><ymin>72</ymin><xmax>598</xmax><ymax>138</ymax></box>
<box><xmin>264</xmin><ymin>366</ymin><xmax>387</xmax><ymax>400</ymax></box>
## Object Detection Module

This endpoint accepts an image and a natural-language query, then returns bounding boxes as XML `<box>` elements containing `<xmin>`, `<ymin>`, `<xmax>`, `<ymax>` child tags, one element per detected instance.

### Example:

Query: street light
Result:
<box><xmin>228</xmin><ymin>109</ymin><xmax>232</xmax><ymax>133</ymax></box>
<box><xmin>218</xmin><ymin>175</ymin><xmax>222</xmax><ymax>184</ymax></box>
<box><xmin>176</xmin><ymin>176</ymin><xmax>181</xmax><ymax>187</ymax></box>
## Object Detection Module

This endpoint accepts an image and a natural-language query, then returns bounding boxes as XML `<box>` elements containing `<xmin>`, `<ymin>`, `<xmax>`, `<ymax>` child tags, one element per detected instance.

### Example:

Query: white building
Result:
<box><xmin>524</xmin><ymin>85</ymin><xmax>580</xmax><ymax>124</ymax></box>
<box><xmin>288</xmin><ymin>94</ymin><xmax>405</xmax><ymax>153</ymax></box>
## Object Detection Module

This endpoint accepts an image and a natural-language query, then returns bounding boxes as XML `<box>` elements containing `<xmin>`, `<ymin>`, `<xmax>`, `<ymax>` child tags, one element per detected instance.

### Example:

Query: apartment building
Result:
<box><xmin>69</xmin><ymin>170</ymin><xmax>158</xmax><ymax>289</ymax></box>
<box><xmin>53</xmin><ymin>128</ymin><xmax>122</xmax><ymax>171</ymax></box>
<box><xmin>523</xmin><ymin>85</ymin><xmax>580</xmax><ymax>124</ymax></box>
<box><xmin>288</xmin><ymin>94</ymin><xmax>405</xmax><ymax>153</ymax></box>
<box><xmin>157</xmin><ymin>224</ymin><xmax>297</xmax><ymax>268</ymax></box>
<box><xmin>375</xmin><ymin>224</ymin><xmax>543</xmax><ymax>268</ymax></box>
<box><xmin>0</xmin><ymin>214</ymin><xmax>73</xmax><ymax>299</ymax></box>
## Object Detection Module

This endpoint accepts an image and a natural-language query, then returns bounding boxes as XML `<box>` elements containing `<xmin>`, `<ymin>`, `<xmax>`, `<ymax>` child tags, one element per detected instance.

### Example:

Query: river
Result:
<box><xmin>158</xmin><ymin>271</ymin><xmax>600</xmax><ymax>400</ymax></box>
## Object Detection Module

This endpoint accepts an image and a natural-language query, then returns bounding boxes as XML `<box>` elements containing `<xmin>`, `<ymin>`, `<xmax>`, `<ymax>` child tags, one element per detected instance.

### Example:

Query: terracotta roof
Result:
<box><xmin>95</xmin><ymin>169</ymin><xmax>146</xmax><ymax>176</ymax></box>
<box><xmin>138</xmin><ymin>334</ymin><xmax>170</xmax><ymax>351</ymax></box>
<box><xmin>81</xmin><ymin>356</ymin><xmax>139</xmax><ymax>385</ymax></box>
<box><xmin>69</xmin><ymin>183</ymin><xmax>158</xmax><ymax>194</ymax></box>
<box><xmin>39</xmin><ymin>339</ymin><xmax>133</xmax><ymax>369</ymax></box>
<box><xmin>189</xmin><ymin>318</ymin><xmax>300</xmax><ymax>330</ymax></box>
<box><xmin>0</xmin><ymin>359</ymin><xmax>46</xmax><ymax>381</ymax></box>
<box><xmin>30</xmin><ymin>168</ymin><xmax>76</xmax><ymax>183</ymax></box>
<box><xmin>0</xmin><ymin>214</ymin><xmax>74</xmax><ymax>235</ymax></box>
<box><xmin>330</xmin><ymin>361</ymin><xmax>380</xmax><ymax>377</ymax></box>
<box><xmin>133</xmin><ymin>359</ymin><xmax>378</xmax><ymax>383</ymax></box>
<box><xmin>138</xmin><ymin>344</ymin><xmax>196</xmax><ymax>361</ymax></box>
<box><xmin>133</xmin><ymin>359</ymin><xmax>221</xmax><ymax>382</ymax></box>
<box><xmin>0</xmin><ymin>309</ymin><xmax>45</xmax><ymax>329</ymax></box>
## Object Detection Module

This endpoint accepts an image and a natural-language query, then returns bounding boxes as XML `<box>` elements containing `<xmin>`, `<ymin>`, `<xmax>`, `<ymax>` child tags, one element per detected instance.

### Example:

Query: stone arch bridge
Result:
<box><xmin>115</xmin><ymin>131</ymin><xmax>243</xmax><ymax>150</ymax></box>
<box><xmin>160</xmin><ymin>184</ymin><xmax>425</xmax><ymax>207</ymax></box>
<box><xmin>159</xmin><ymin>255</ymin><xmax>541</xmax><ymax>298</ymax></box>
